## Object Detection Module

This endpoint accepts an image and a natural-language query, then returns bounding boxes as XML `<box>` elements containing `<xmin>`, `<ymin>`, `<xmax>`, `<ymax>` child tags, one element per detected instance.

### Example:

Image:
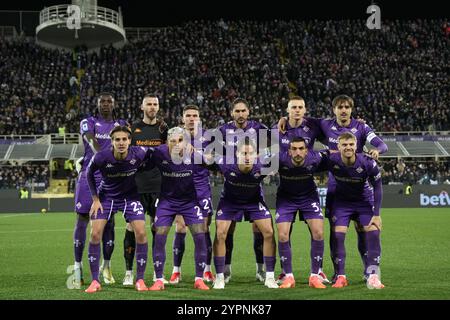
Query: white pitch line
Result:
<box><xmin>0</xmin><ymin>213</ymin><xmax>38</xmax><ymax>219</ymax></box>
<box><xmin>0</xmin><ymin>226</ymin><xmax>127</xmax><ymax>234</ymax></box>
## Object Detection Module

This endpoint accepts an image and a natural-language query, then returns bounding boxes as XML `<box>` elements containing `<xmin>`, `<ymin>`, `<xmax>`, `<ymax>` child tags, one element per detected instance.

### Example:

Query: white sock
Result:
<box><xmin>256</xmin><ymin>263</ymin><xmax>265</xmax><ymax>273</ymax></box>
<box><xmin>126</xmin><ymin>270</ymin><xmax>132</xmax><ymax>276</ymax></box>
<box><xmin>216</xmin><ymin>273</ymin><xmax>224</xmax><ymax>280</ymax></box>
<box><xmin>225</xmin><ymin>264</ymin><xmax>231</xmax><ymax>273</ymax></box>
<box><xmin>286</xmin><ymin>273</ymin><xmax>294</xmax><ymax>278</ymax></box>
<box><xmin>195</xmin><ymin>277</ymin><xmax>203</xmax><ymax>281</ymax></box>
<box><xmin>204</xmin><ymin>265</ymin><xmax>211</xmax><ymax>272</ymax></box>
<box><xmin>266</xmin><ymin>271</ymin><xmax>275</xmax><ymax>279</ymax></box>
<box><xmin>173</xmin><ymin>266</ymin><xmax>181</xmax><ymax>273</ymax></box>
<box><xmin>103</xmin><ymin>260</ymin><xmax>110</xmax><ymax>268</ymax></box>
<box><xmin>74</xmin><ymin>261</ymin><xmax>81</xmax><ymax>269</ymax></box>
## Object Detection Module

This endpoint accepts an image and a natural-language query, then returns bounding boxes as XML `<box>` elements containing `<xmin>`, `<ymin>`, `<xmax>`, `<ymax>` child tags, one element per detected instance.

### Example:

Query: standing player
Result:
<box><xmin>169</xmin><ymin>105</ymin><xmax>215</xmax><ymax>284</ymax></box>
<box><xmin>217</xmin><ymin>98</ymin><xmax>270</xmax><ymax>283</ymax></box>
<box><xmin>272</xmin><ymin>96</ymin><xmax>329</xmax><ymax>283</ymax></box>
<box><xmin>319</xmin><ymin>95</ymin><xmax>387</xmax><ymax>282</ymax></box>
<box><xmin>122</xmin><ymin>94</ymin><xmax>168</xmax><ymax>286</ymax></box>
<box><xmin>72</xmin><ymin>93</ymin><xmax>128</xmax><ymax>288</ymax></box>
<box><xmin>275</xmin><ymin>137</ymin><xmax>327</xmax><ymax>289</ymax></box>
<box><xmin>148</xmin><ymin>127</ymin><xmax>210</xmax><ymax>291</ymax></box>
<box><xmin>326</xmin><ymin>132</ymin><xmax>384</xmax><ymax>289</ymax></box>
<box><xmin>85</xmin><ymin>126</ymin><xmax>152</xmax><ymax>293</ymax></box>
<box><xmin>279</xmin><ymin>95</ymin><xmax>387</xmax><ymax>281</ymax></box>
<box><xmin>212</xmin><ymin>138</ymin><xmax>278</xmax><ymax>289</ymax></box>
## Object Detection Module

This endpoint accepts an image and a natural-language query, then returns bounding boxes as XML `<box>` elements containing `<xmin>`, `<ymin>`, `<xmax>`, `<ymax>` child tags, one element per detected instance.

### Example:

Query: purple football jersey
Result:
<box><xmin>272</xmin><ymin>117</ymin><xmax>323</xmax><ymax>152</ymax></box>
<box><xmin>216</xmin><ymin>159</ymin><xmax>266</xmax><ymax>204</ymax></box>
<box><xmin>277</xmin><ymin>150</ymin><xmax>328</xmax><ymax>200</ymax></box>
<box><xmin>79</xmin><ymin>116</ymin><xmax>128</xmax><ymax>172</ymax></box>
<box><xmin>147</xmin><ymin>144</ymin><xmax>209</xmax><ymax>207</ymax></box>
<box><xmin>326</xmin><ymin>152</ymin><xmax>382</xmax><ymax>215</ymax></box>
<box><xmin>320</xmin><ymin>118</ymin><xmax>384</xmax><ymax>153</ymax></box>
<box><xmin>87</xmin><ymin>146</ymin><xmax>152</xmax><ymax>201</ymax></box>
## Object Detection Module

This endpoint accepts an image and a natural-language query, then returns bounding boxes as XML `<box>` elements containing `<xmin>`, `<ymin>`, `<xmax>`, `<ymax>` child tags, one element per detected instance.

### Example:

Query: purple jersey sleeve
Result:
<box><xmin>86</xmin><ymin>154</ymin><xmax>101</xmax><ymax>198</ymax></box>
<box><xmin>363</xmin><ymin>124</ymin><xmax>388</xmax><ymax>154</ymax></box>
<box><xmin>367</xmin><ymin>158</ymin><xmax>383</xmax><ymax>216</ymax></box>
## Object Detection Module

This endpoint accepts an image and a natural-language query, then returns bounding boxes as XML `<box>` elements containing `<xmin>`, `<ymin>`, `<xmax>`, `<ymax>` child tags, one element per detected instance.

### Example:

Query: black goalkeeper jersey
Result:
<box><xmin>131</xmin><ymin>120</ymin><xmax>168</xmax><ymax>194</ymax></box>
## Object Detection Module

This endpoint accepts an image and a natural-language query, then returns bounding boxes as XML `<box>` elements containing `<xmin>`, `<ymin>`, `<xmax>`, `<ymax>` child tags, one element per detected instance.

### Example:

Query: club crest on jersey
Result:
<box><xmin>217</xmin><ymin>209</ymin><xmax>223</xmax><ymax>216</ymax></box>
<box><xmin>254</xmin><ymin>172</ymin><xmax>261</xmax><ymax>178</ymax></box>
<box><xmin>162</xmin><ymin>160</ymin><xmax>168</xmax><ymax>165</ymax></box>
<box><xmin>106</xmin><ymin>163</ymin><xmax>114</xmax><ymax>168</ymax></box>
<box><xmin>306</xmin><ymin>165</ymin><xmax>313</xmax><ymax>171</ymax></box>
<box><xmin>356</xmin><ymin>167</ymin><xmax>364</xmax><ymax>173</ymax></box>
<box><xmin>95</xmin><ymin>122</ymin><xmax>102</xmax><ymax>127</ymax></box>
<box><xmin>130</xmin><ymin>159</ymin><xmax>136</xmax><ymax>165</ymax></box>
<box><xmin>76</xmin><ymin>202</ymin><xmax>82</xmax><ymax>209</ymax></box>
<box><xmin>351</xmin><ymin>128</ymin><xmax>358</xmax><ymax>134</ymax></box>
<box><xmin>230</xmin><ymin>172</ymin><xmax>236</xmax><ymax>177</ymax></box>
<box><xmin>333</xmin><ymin>165</ymin><xmax>340</xmax><ymax>170</ymax></box>
<box><xmin>331</xmin><ymin>126</ymin><xmax>337</xmax><ymax>131</ymax></box>
<box><xmin>114</xmin><ymin>122</ymin><xmax>120</xmax><ymax>127</ymax></box>
<box><xmin>304</xmin><ymin>126</ymin><xmax>310</xmax><ymax>132</ymax></box>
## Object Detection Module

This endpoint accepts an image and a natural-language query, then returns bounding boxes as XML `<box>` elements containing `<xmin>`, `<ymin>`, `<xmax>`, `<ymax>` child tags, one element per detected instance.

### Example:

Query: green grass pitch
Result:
<box><xmin>0</xmin><ymin>208</ymin><xmax>449</xmax><ymax>300</ymax></box>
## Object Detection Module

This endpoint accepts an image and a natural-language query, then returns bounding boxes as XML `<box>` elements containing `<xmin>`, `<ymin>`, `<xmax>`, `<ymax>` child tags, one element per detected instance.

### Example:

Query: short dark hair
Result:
<box><xmin>289</xmin><ymin>136</ymin><xmax>307</xmax><ymax>147</ymax></box>
<box><xmin>110</xmin><ymin>125</ymin><xmax>131</xmax><ymax>138</ymax></box>
<box><xmin>183</xmin><ymin>105</ymin><xmax>200</xmax><ymax>114</ymax></box>
<box><xmin>97</xmin><ymin>92</ymin><xmax>115</xmax><ymax>105</ymax></box>
<box><xmin>231</xmin><ymin>98</ymin><xmax>250</xmax><ymax>111</ymax></box>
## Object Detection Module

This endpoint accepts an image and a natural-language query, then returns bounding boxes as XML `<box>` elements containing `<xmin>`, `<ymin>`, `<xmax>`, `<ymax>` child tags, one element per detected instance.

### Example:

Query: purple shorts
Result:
<box><xmin>91</xmin><ymin>198</ymin><xmax>145</xmax><ymax>223</ymax></box>
<box><xmin>74</xmin><ymin>170</ymin><xmax>101</xmax><ymax>216</ymax></box>
<box><xmin>215</xmin><ymin>198</ymin><xmax>272</xmax><ymax>222</ymax></box>
<box><xmin>154</xmin><ymin>198</ymin><xmax>204</xmax><ymax>227</ymax></box>
<box><xmin>330</xmin><ymin>201</ymin><xmax>375</xmax><ymax>227</ymax></box>
<box><xmin>198</xmin><ymin>197</ymin><xmax>214</xmax><ymax>218</ymax></box>
<box><xmin>275</xmin><ymin>196</ymin><xmax>323</xmax><ymax>224</ymax></box>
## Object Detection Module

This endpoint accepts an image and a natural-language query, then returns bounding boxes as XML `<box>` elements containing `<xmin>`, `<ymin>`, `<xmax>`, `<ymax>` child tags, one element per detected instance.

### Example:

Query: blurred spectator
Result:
<box><xmin>1</xmin><ymin>19</ymin><xmax>448</xmax><ymax>134</ymax></box>
<box><xmin>0</xmin><ymin>162</ymin><xmax>49</xmax><ymax>190</ymax></box>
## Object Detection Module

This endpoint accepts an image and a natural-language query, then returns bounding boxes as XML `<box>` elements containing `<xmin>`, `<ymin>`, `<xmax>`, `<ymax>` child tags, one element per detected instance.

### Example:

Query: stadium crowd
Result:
<box><xmin>1</xmin><ymin>19</ymin><xmax>449</xmax><ymax>135</ymax></box>
<box><xmin>0</xmin><ymin>162</ymin><xmax>49</xmax><ymax>190</ymax></box>
<box><xmin>0</xmin><ymin>19</ymin><xmax>449</xmax><ymax>191</ymax></box>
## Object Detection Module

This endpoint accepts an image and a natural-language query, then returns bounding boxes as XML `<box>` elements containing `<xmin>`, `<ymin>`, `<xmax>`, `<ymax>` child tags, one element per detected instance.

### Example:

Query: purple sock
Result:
<box><xmin>102</xmin><ymin>218</ymin><xmax>115</xmax><ymax>261</ymax></box>
<box><xmin>278</xmin><ymin>241</ymin><xmax>292</xmax><ymax>274</ymax></box>
<box><xmin>333</xmin><ymin>232</ymin><xmax>346</xmax><ymax>275</ymax></box>
<box><xmin>153</xmin><ymin>234</ymin><xmax>167</xmax><ymax>279</ymax></box>
<box><xmin>357</xmin><ymin>229</ymin><xmax>368</xmax><ymax>272</ymax></box>
<box><xmin>253</xmin><ymin>232</ymin><xmax>264</xmax><ymax>264</ymax></box>
<box><xmin>88</xmin><ymin>242</ymin><xmax>100</xmax><ymax>281</ymax></box>
<box><xmin>366</xmin><ymin>230</ymin><xmax>381</xmax><ymax>275</ymax></box>
<box><xmin>264</xmin><ymin>256</ymin><xmax>276</xmax><ymax>273</ymax></box>
<box><xmin>193</xmin><ymin>233</ymin><xmax>207</xmax><ymax>278</ymax></box>
<box><xmin>214</xmin><ymin>256</ymin><xmax>226</xmax><ymax>274</ymax></box>
<box><xmin>311</xmin><ymin>239</ymin><xmax>324</xmax><ymax>274</ymax></box>
<box><xmin>225</xmin><ymin>233</ymin><xmax>234</xmax><ymax>265</ymax></box>
<box><xmin>329</xmin><ymin>228</ymin><xmax>338</xmax><ymax>274</ymax></box>
<box><xmin>73</xmin><ymin>218</ymin><xmax>88</xmax><ymax>263</ymax></box>
<box><xmin>172</xmin><ymin>232</ymin><xmax>186</xmax><ymax>268</ymax></box>
<box><xmin>205</xmin><ymin>232</ymin><xmax>212</xmax><ymax>266</ymax></box>
<box><xmin>135</xmin><ymin>242</ymin><xmax>148</xmax><ymax>281</ymax></box>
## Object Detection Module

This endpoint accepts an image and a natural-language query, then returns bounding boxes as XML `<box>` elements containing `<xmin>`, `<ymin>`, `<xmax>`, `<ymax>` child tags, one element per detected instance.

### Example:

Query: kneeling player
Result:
<box><xmin>213</xmin><ymin>138</ymin><xmax>278</xmax><ymax>289</ymax></box>
<box><xmin>327</xmin><ymin>133</ymin><xmax>384</xmax><ymax>289</ymax></box>
<box><xmin>85</xmin><ymin>126</ymin><xmax>152</xmax><ymax>293</ymax></box>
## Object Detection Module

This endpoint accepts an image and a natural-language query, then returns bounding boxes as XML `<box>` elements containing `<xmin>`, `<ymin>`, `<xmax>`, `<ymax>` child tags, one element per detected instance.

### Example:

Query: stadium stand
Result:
<box><xmin>0</xmin><ymin>18</ymin><xmax>448</xmax><ymax>194</ymax></box>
